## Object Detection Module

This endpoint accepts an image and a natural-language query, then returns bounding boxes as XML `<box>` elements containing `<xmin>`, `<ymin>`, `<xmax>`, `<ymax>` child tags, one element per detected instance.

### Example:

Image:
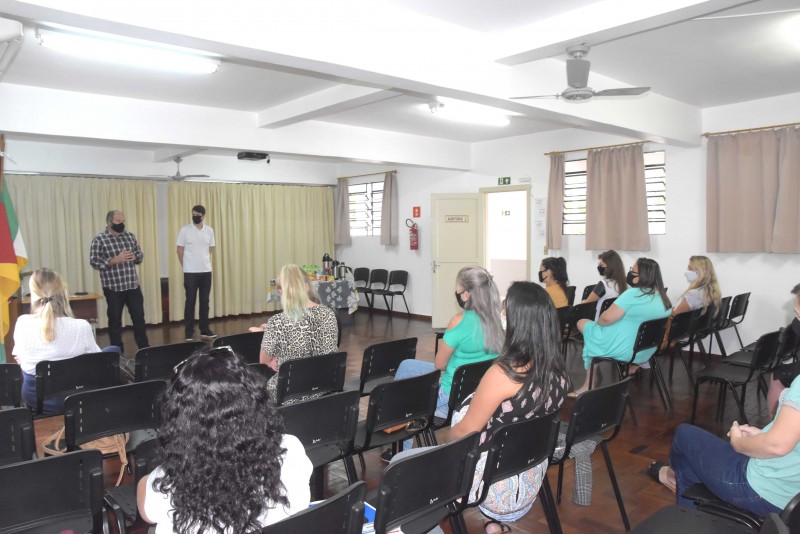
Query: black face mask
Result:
<box><xmin>111</xmin><ymin>222</ymin><xmax>125</xmax><ymax>233</ymax></box>
<box><xmin>538</xmin><ymin>270</ymin><xmax>546</xmax><ymax>284</ymax></box>
<box><xmin>626</xmin><ymin>271</ymin><xmax>637</xmax><ymax>287</ymax></box>
<box><xmin>791</xmin><ymin>318</ymin><xmax>800</xmax><ymax>342</ymax></box>
<box><xmin>597</xmin><ymin>265</ymin><xmax>606</xmax><ymax>276</ymax></box>
<box><xmin>455</xmin><ymin>291</ymin><xmax>467</xmax><ymax>309</ymax></box>
<box><xmin>192</xmin><ymin>215</ymin><xmax>203</xmax><ymax>224</ymax></box>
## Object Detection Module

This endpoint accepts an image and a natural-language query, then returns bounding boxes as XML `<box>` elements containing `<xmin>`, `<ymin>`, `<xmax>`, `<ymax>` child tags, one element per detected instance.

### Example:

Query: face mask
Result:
<box><xmin>192</xmin><ymin>215</ymin><xmax>203</xmax><ymax>224</ymax></box>
<box><xmin>538</xmin><ymin>270</ymin><xmax>546</xmax><ymax>284</ymax></box>
<box><xmin>111</xmin><ymin>222</ymin><xmax>125</xmax><ymax>233</ymax></box>
<box><xmin>685</xmin><ymin>270</ymin><xmax>698</xmax><ymax>283</ymax></box>
<box><xmin>626</xmin><ymin>271</ymin><xmax>637</xmax><ymax>287</ymax></box>
<box><xmin>597</xmin><ymin>265</ymin><xmax>606</xmax><ymax>276</ymax></box>
<box><xmin>792</xmin><ymin>318</ymin><xmax>800</xmax><ymax>340</ymax></box>
<box><xmin>455</xmin><ymin>291</ymin><xmax>467</xmax><ymax>309</ymax></box>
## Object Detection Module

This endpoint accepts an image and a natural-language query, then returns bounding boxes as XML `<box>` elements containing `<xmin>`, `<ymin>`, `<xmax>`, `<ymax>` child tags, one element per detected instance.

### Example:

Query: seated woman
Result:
<box><xmin>13</xmin><ymin>267</ymin><xmax>118</xmax><ymax>414</ymax></box>
<box><xmin>581</xmin><ymin>250</ymin><xmax>627</xmax><ymax>321</ymax></box>
<box><xmin>572</xmin><ymin>258</ymin><xmax>672</xmax><ymax>396</ymax></box>
<box><xmin>650</xmin><ymin>374</ymin><xmax>800</xmax><ymax>516</ymax></box>
<box><xmin>539</xmin><ymin>257</ymin><xmax>569</xmax><ymax>308</ymax></box>
<box><xmin>259</xmin><ymin>264</ymin><xmax>338</xmax><ymax>402</ymax></box>
<box><xmin>767</xmin><ymin>284</ymin><xmax>800</xmax><ymax>415</ymax></box>
<box><xmin>672</xmin><ymin>255</ymin><xmax>721</xmax><ymax>315</ymax></box>
<box><xmin>138</xmin><ymin>346</ymin><xmax>312</xmax><ymax>531</ymax></box>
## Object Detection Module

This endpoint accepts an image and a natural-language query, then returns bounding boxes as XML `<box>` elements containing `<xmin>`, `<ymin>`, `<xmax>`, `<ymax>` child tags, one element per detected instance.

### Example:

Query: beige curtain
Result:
<box><xmin>168</xmin><ymin>182</ymin><xmax>334</xmax><ymax>322</ymax></box>
<box><xmin>546</xmin><ymin>153</ymin><xmax>564</xmax><ymax>250</ymax></box>
<box><xmin>380</xmin><ymin>171</ymin><xmax>398</xmax><ymax>246</ymax></box>
<box><xmin>707</xmin><ymin>126</ymin><xmax>800</xmax><ymax>253</ymax></box>
<box><xmin>585</xmin><ymin>145</ymin><xmax>650</xmax><ymax>251</ymax></box>
<box><xmin>5</xmin><ymin>175</ymin><xmax>161</xmax><ymax>329</ymax></box>
<box><xmin>333</xmin><ymin>177</ymin><xmax>352</xmax><ymax>245</ymax></box>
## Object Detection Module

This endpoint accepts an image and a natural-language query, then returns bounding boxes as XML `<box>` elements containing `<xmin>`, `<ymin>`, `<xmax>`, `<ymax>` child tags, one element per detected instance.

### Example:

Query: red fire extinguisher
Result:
<box><xmin>406</xmin><ymin>219</ymin><xmax>419</xmax><ymax>251</ymax></box>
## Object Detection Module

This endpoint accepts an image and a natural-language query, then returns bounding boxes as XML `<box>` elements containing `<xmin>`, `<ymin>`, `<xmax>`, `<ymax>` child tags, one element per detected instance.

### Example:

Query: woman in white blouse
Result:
<box><xmin>13</xmin><ymin>267</ymin><xmax>118</xmax><ymax>414</ymax></box>
<box><xmin>672</xmin><ymin>255</ymin><xmax>721</xmax><ymax>315</ymax></box>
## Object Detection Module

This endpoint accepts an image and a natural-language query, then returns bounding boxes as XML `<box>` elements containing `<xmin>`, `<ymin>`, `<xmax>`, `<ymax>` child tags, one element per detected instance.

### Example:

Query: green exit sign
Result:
<box><xmin>498</xmin><ymin>177</ymin><xmax>511</xmax><ymax>185</ymax></box>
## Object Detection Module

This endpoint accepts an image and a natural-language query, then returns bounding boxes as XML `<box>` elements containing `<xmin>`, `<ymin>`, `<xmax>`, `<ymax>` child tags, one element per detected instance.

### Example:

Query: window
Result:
<box><xmin>562</xmin><ymin>150</ymin><xmax>666</xmax><ymax>235</ymax></box>
<box><xmin>349</xmin><ymin>181</ymin><xmax>383</xmax><ymax>236</ymax></box>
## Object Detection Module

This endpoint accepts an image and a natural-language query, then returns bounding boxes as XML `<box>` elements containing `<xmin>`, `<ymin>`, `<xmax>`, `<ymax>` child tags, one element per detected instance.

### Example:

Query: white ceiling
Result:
<box><xmin>0</xmin><ymin>0</ymin><xmax>797</xmax><ymax>162</ymax></box>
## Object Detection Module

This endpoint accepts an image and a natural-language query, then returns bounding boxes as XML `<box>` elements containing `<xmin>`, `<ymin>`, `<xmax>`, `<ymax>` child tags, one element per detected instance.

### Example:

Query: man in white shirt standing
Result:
<box><xmin>177</xmin><ymin>205</ymin><xmax>216</xmax><ymax>341</ymax></box>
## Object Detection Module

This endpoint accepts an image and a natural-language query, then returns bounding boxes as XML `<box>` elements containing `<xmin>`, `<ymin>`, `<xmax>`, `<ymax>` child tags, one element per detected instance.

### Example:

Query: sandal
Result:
<box><xmin>484</xmin><ymin>519</ymin><xmax>512</xmax><ymax>533</ymax></box>
<box><xmin>647</xmin><ymin>461</ymin><xmax>667</xmax><ymax>484</ymax></box>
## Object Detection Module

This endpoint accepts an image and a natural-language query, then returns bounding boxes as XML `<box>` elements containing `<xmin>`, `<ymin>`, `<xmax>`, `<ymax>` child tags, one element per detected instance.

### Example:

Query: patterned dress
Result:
<box><xmin>261</xmin><ymin>305</ymin><xmax>339</xmax><ymax>402</ymax></box>
<box><xmin>452</xmin><ymin>370</ymin><xmax>569</xmax><ymax>521</ymax></box>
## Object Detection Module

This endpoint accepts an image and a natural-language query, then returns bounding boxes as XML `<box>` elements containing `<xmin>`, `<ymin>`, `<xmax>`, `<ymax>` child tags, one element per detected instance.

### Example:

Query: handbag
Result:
<box><xmin>42</xmin><ymin>426</ymin><xmax>130</xmax><ymax>486</ymax></box>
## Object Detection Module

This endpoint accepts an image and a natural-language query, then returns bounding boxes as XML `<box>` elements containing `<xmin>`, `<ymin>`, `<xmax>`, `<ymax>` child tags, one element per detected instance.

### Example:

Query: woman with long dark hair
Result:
<box><xmin>137</xmin><ymin>347</ymin><xmax>312</xmax><ymax>532</ymax></box>
<box><xmin>572</xmin><ymin>257</ymin><xmax>672</xmax><ymax>396</ymax></box>
<box><xmin>581</xmin><ymin>250</ymin><xmax>628</xmax><ymax>320</ymax></box>
<box><xmin>539</xmin><ymin>257</ymin><xmax>569</xmax><ymax>308</ymax></box>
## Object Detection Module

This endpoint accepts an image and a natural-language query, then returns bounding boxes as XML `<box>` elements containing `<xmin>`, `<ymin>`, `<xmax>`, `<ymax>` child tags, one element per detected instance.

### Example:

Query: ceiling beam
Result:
<box><xmin>153</xmin><ymin>147</ymin><xmax>203</xmax><ymax>162</ymax></box>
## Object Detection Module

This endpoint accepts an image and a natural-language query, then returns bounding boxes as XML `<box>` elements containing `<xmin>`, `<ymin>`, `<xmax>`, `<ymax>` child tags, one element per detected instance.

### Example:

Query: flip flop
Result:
<box><xmin>484</xmin><ymin>519</ymin><xmax>512</xmax><ymax>533</ymax></box>
<box><xmin>647</xmin><ymin>461</ymin><xmax>668</xmax><ymax>484</ymax></box>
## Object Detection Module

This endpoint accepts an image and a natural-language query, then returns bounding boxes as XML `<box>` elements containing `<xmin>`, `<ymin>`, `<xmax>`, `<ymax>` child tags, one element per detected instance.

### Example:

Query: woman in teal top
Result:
<box><xmin>571</xmin><ymin>257</ymin><xmax>671</xmax><ymax>396</ymax></box>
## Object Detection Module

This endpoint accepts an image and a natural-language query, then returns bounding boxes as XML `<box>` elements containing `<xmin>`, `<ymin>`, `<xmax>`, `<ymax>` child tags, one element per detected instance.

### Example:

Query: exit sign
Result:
<box><xmin>498</xmin><ymin>177</ymin><xmax>511</xmax><ymax>185</ymax></box>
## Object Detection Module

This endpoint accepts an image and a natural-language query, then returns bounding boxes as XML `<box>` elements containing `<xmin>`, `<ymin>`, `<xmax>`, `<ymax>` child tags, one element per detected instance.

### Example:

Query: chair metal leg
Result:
<box><xmin>734</xmin><ymin>324</ymin><xmax>744</xmax><ymax>349</ymax></box>
<box><xmin>716</xmin><ymin>385</ymin><xmax>727</xmax><ymax>422</ymax></box>
<box><xmin>678</xmin><ymin>348</ymin><xmax>694</xmax><ymax>382</ymax></box>
<box><xmin>449</xmin><ymin>509</ymin><xmax>469</xmax><ymax>534</ymax></box>
<box><xmin>343</xmin><ymin>456</ymin><xmax>358</xmax><ymax>485</ymax></box>
<box><xmin>556</xmin><ymin>462</ymin><xmax>565</xmax><ymax>505</ymax></box>
<box><xmin>616</xmin><ymin>363</ymin><xmax>638</xmax><ymax>426</ymax></box>
<box><xmin>714</xmin><ymin>331</ymin><xmax>728</xmax><ymax>359</ymax></box>
<box><xmin>311</xmin><ymin>466</ymin><xmax>325</xmax><ymax>500</ymax></box>
<box><xmin>358</xmin><ymin>452</ymin><xmax>366</xmax><ymax>475</ymax></box>
<box><xmin>650</xmin><ymin>357</ymin><xmax>673</xmax><ymax>411</ymax></box>
<box><xmin>540</xmin><ymin>475</ymin><xmax>563</xmax><ymax>534</ymax></box>
<box><xmin>691</xmin><ymin>379</ymin><xmax>702</xmax><ymax>424</ymax></box>
<box><xmin>734</xmin><ymin>384</ymin><xmax>749</xmax><ymax>425</ymax></box>
<box><xmin>401</xmin><ymin>295</ymin><xmax>410</xmax><ymax>315</ymax></box>
<box><xmin>601</xmin><ymin>442</ymin><xmax>631</xmax><ymax>531</ymax></box>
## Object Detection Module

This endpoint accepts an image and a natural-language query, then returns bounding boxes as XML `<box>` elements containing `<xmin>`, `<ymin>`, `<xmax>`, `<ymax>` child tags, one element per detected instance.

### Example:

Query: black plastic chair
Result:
<box><xmin>274</xmin><ymin>351</ymin><xmax>347</xmax><ymax>406</ymax></box>
<box><xmin>249</xmin><ymin>362</ymin><xmax>275</xmax><ymax>382</ymax></box>
<box><xmin>557</xmin><ymin>305</ymin><xmax>573</xmax><ymax>357</ymax></box>
<box><xmin>432</xmin><ymin>359</ymin><xmax>493</xmax><ymax>429</ymax></box>
<box><xmin>345</xmin><ymin>337</ymin><xmax>418</xmax><ymax>396</ymax></box>
<box><xmin>630</xmin><ymin>504</ymin><xmax>761</xmax><ymax>533</ymax></box>
<box><xmin>278</xmin><ymin>390</ymin><xmax>360</xmax><ymax>499</ymax></box>
<box><xmin>599</xmin><ymin>296</ymin><xmax>618</xmax><ymax>316</ymax></box>
<box><xmin>104</xmin><ymin>437</ymin><xmax>159</xmax><ymax>534</ymax></box>
<box><xmin>0</xmin><ymin>407</ymin><xmax>35</xmax><ymax>466</ymax></box>
<box><xmin>261</xmin><ymin>481</ymin><xmax>366</xmax><ymax>534</ymax></box>
<box><xmin>452</xmin><ymin>411</ymin><xmax>564</xmax><ymax>534</ymax></box>
<box><xmin>213</xmin><ymin>332</ymin><xmax>263</xmax><ymax>364</ymax></box>
<box><xmin>551</xmin><ymin>378</ymin><xmax>633</xmax><ymax>531</ymax></box>
<box><xmin>353</xmin><ymin>370</ymin><xmax>441</xmax><ymax>473</ymax></box>
<box><xmin>682</xmin><ymin>486</ymin><xmax>800</xmax><ymax>532</ymax></box>
<box><xmin>699</xmin><ymin>296</ymin><xmax>731</xmax><ymax>358</ymax></box>
<box><xmin>0</xmin><ymin>363</ymin><xmax>22</xmax><ymax>408</ymax></box>
<box><xmin>35</xmin><ymin>350</ymin><xmax>120</xmax><ymax>416</ymax></box>
<box><xmin>133</xmin><ymin>341</ymin><xmax>205</xmax><ymax>382</ymax></box>
<box><xmin>581</xmin><ymin>284</ymin><xmax>596</xmax><ymax>301</ymax></box>
<box><xmin>353</xmin><ymin>267</ymin><xmax>371</xmax><ymax>306</ymax></box>
<box><xmin>711</xmin><ymin>292</ymin><xmax>751</xmax><ymax>358</ymax></box>
<box><xmin>565</xmin><ymin>285</ymin><xmax>576</xmax><ymax>307</ymax></box>
<box><xmin>0</xmin><ymin>449</ymin><xmax>104</xmax><ymax>533</ymax></box>
<box><xmin>661</xmin><ymin>308</ymin><xmax>702</xmax><ymax>382</ymax></box>
<box><xmin>587</xmin><ymin>317</ymin><xmax>669</xmax><ymax>425</ymax></box>
<box><xmin>372</xmin><ymin>432</ymin><xmax>480</xmax><ymax>534</ymax></box>
<box><xmin>371</xmin><ymin>270</ymin><xmax>410</xmax><ymax>316</ymax></box>
<box><xmin>561</xmin><ymin>301</ymin><xmax>597</xmax><ymax>355</ymax></box>
<box><xmin>365</xmin><ymin>269</ymin><xmax>389</xmax><ymax>312</ymax></box>
<box><xmin>691</xmin><ymin>330</ymin><xmax>781</xmax><ymax>426</ymax></box>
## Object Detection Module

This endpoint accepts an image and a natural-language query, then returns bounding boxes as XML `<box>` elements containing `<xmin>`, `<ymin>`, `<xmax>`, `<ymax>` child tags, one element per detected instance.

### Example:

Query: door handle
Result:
<box><xmin>432</xmin><ymin>261</ymin><xmax>439</xmax><ymax>273</ymax></box>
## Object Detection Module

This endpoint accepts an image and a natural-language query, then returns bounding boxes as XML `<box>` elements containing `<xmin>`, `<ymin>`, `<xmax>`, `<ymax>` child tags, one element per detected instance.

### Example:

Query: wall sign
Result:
<box><xmin>445</xmin><ymin>215</ymin><xmax>469</xmax><ymax>223</ymax></box>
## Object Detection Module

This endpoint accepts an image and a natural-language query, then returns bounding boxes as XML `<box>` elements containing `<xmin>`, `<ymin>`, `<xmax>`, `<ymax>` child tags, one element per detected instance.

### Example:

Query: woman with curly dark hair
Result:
<box><xmin>137</xmin><ymin>346</ymin><xmax>312</xmax><ymax>533</ymax></box>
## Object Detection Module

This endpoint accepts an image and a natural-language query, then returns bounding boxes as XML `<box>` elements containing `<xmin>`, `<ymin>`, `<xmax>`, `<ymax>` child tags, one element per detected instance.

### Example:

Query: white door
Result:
<box><xmin>431</xmin><ymin>193</ymin><xmax>483</xmax><ymax>328</ymax></box>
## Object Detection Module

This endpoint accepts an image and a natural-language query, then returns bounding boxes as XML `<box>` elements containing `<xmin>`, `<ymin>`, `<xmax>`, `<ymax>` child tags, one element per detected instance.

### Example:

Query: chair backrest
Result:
<box><xmin>358</xmin><ymin>337</ymin><xmax>418</xmax><ymax>394</ymax></box>
<box><xmin>373</xmin><ymin>432</ymin><xmax>480</xmax><ymax>534</ymax></box>
<box><xmin>630</xmin><ymin>317</ymin><xmax>670</xmax><ymax>362</ymax></box>
<box><xmin>361</xmin><ymin>370</ymin><xmax>441</xmax><ymax>451</ymax></box>
<box><xmin>132</xmin><ymin>437</ymin><xmax>159</xmax><ymax>484</ymax></box>
<box><xmin>475</xmin><ymin>410</ymin><xmax>562</xmax><ymax>506</ymax></box>
<box><xmin>599</xmin><ymin>296</ymin><xmax>618</xmax><ymax>316</ymax></box>
<box><xmin>728</xmin><ymin>292</ymin><xmax>751</xmax><ymax>323</ymax></box>
<box><xmin>63</xmin><ymin>380</ymin><xmax>166</xmax><ymax>449</ymax></box>
<box><xmin>134</xmin><ymin>341</ymin><xmax>206</xmax><ymax>382</ymax></box>
<box><xmin>0</xmin><ymin>449</ymin><xmax>104</xmax><ymax>533</ymax></box>
<box><xmin>0</xmin><ymin>407</ymin><xmax>35</xmax><ymax>466</ymax></box>
<box><xmin>368</xmin><ymin>269</ymin><xmax>389</xmax><ymax>290</ymax></box>
<box><xmin>353</xmin><ymin>267</ymin><xmax>370</xmax><ymax>287</ymax></box>
<box><xmin>777</xmin><ymin>325</ymin><xmax>800</xmax><ymax>362</ymax></box>
<box><xmin>571</xmin><ymin>301</ymin><xmax>598</xmax><ymax>326</ymax></box>
<box><xmin>779</xmin><ymin>490</ymin><xmax>800</xmax><ymax>532</ymax></box>
<box><xmin>444</xmin><ymin>359</ymin><xmax>494</xmax><ymax>424</ymax></box>
<box><xmin>36</xmin><ymin>351</ymin><xmax>120</xmax><ymax>415</ymax></box>
<box><xmin>0</xmin><ymin>363</ymin><xmax>22</xmax><ymax>407</ymax></box>
<box><xmin>275</xmin><ymin>351</ymin><xmax>347</xmax><ymax>406</ymax></box>
<box><xmin>748</xmin><ymin>330</ymin><xmax>782</xmax><ymax>375</ymax></box>
<box><xmin>387</xmin><ymin>270</ymin><xmax>409</xmax><ymax>291</ymax></box>
<box><xmin>667</xmin><ymin>309</ymin><xmax>701</xmax><ymax>344</ymax></box>
<box><xmin>213</xmin><ymin>332</ymin><xmax>263</xmax><ymax>364</ymax></box>
<box><xmin>582</xmin><ymin>284</ymin><xmax>596</xmax><ymax>301</ymax></box>
<box><xmin>248</xmin><ymin>362</ymin><xmax>275</xmax><ymax>382</ymax></box>
<box><xmin>713</xmin><ymin>296</ymin><xmax>732</xmax><ymax>330</ymax></box>
<box><xmin>278</xmin><ymin>390</ymin><xmax>360</xmax><ymax>461</ymax></box>
<box><xmin>260</xmin><ymin>481</ymin><xmax>366</xmax><ymax>534</ymax></box>
<box><xmin>761</xmin><ymin>513</ymin><xmax>790</xmax><ymax>534</ymax></box>
<box><xmin>690</xmin><ymin>304</ymin><xmax>717</xmax><ymax>340</ymax></box>
<box><xmin>563</xmin><ymin>378</ymin><xmax>632</xmax><ymax>458</ymax></box>
<box><xmin>557</xmin><ymin>306</ymin><xmax>573</xmax><ymax>339</ymax></box>
<box><xmin>565</xmin><ymin>285</ymin><xmax>576</xmax><ymax>306</ymax></box>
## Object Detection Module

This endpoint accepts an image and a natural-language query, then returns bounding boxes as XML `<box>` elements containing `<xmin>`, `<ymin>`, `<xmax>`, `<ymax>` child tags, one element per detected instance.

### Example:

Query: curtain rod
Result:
<box><xmin>3</xmin><ymin>171</ymin><xmax>333</xmax><ymax>187</ymax></box>
<box><xmin>544</xmin><ymin>141</ymin><xmax>647</xmax><ymax>156</ymax></box>
<box><xmin>703</xmin><ymin>121</ymin><xmax>800</xmax><ymax>137</ymax></box>
<box><xmin>338</xmin><ymin>169</ymin><xmax>396</xmax><ymax>180</ymax></box>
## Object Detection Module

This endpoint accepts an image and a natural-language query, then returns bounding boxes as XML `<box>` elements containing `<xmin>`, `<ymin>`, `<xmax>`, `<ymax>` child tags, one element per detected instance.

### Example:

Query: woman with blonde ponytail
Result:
<box><xmin>13</xmin><ymin>268</ymin><xmax>117</xmax><ymax>414</ymax></box>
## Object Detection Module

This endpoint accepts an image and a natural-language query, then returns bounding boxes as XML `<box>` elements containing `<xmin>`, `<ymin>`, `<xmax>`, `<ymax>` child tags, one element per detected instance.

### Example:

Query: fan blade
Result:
<box><xmin>182</xmin><ymin>174</ymin><xmax>210</xmax><ymax>178</ymax></box>
<box><xmin>566</xmin><ymin>58</ymin><xmax>590</xmax><ymax>88</ymax></box>
<box><xmin>594</xmin><ymin>87</ymin><xmax>650</xmax><ymax>97</ymax></box>
<box><xmin>509</xmin><ymin>94</ymin><xmax>559</xmax><ymax>100</ymax></box>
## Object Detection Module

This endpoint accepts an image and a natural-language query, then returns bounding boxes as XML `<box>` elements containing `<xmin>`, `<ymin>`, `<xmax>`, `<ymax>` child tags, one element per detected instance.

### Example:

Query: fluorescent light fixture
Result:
<box><xmin>781</xmin><ymin>13</ymin><xmax>800</xmax><ymax>50</ymax></box>
<box><xmin>36</xmin><ymin>27</ymin><xmax>220</xmax><ymax>74</ymax></box>
<box><xmin>422</xmin><ymin>97</ymin><xmax>512</xmax><ymax>127</ymax></box>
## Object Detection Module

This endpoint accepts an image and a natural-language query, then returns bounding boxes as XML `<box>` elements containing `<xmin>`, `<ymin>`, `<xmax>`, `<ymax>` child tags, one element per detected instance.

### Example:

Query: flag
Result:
<box><xmin>0</xmin><ymin>182</ymin><xmax>27</xmax><ymax>362</ymax></box>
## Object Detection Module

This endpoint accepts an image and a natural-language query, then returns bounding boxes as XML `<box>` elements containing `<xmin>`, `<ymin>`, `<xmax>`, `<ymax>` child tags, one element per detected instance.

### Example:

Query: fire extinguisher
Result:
<box><xmin>406</xmin><ymin>218</ymin><xmax>419</xmax><ymax>251</ymax></box>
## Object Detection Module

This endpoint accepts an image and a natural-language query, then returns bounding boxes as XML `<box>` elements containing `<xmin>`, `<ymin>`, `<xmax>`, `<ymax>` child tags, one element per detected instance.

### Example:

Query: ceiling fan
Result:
<box><xmin>511</xmin><ymin>44</ymin><xmax>651</xmax><ymax>102</ymax></box>
<box><xmin>152</xmin><ymin>156</ymin><xmax>210</xmax><ymax>181</ymax></box>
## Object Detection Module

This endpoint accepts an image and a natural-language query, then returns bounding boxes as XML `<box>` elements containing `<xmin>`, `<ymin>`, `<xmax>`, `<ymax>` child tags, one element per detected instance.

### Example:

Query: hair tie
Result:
<box><xmin>40</xmin><ymin>296</ymin><xmax>53</xmax><ymax>304</ymax></box>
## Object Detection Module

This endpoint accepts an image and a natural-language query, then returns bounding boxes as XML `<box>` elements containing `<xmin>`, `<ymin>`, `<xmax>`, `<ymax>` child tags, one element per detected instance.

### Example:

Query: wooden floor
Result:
<box><xmin>33</xmin><ymin>309</ymin><xmax>772</xmax><ymax>533</ymax></box>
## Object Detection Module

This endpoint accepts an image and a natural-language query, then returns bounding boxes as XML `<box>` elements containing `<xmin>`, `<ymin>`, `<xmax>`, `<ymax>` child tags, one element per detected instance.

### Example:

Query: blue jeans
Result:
<box><xmin>670</xmin><ymin>423</ymin><xmax>781</xmax><ymax>516</ymax></box>
<box><xmin>394</xmin><ymin>360</ymin><xmax>449</xmax><ymax>450</ymax></box>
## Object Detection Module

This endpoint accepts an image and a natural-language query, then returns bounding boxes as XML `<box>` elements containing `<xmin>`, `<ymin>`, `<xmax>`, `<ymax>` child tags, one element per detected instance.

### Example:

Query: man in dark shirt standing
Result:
<box><xmin>90</xmin><ymin>210</ymin><xmax>149</xmax><ymax>353</ymax></box>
